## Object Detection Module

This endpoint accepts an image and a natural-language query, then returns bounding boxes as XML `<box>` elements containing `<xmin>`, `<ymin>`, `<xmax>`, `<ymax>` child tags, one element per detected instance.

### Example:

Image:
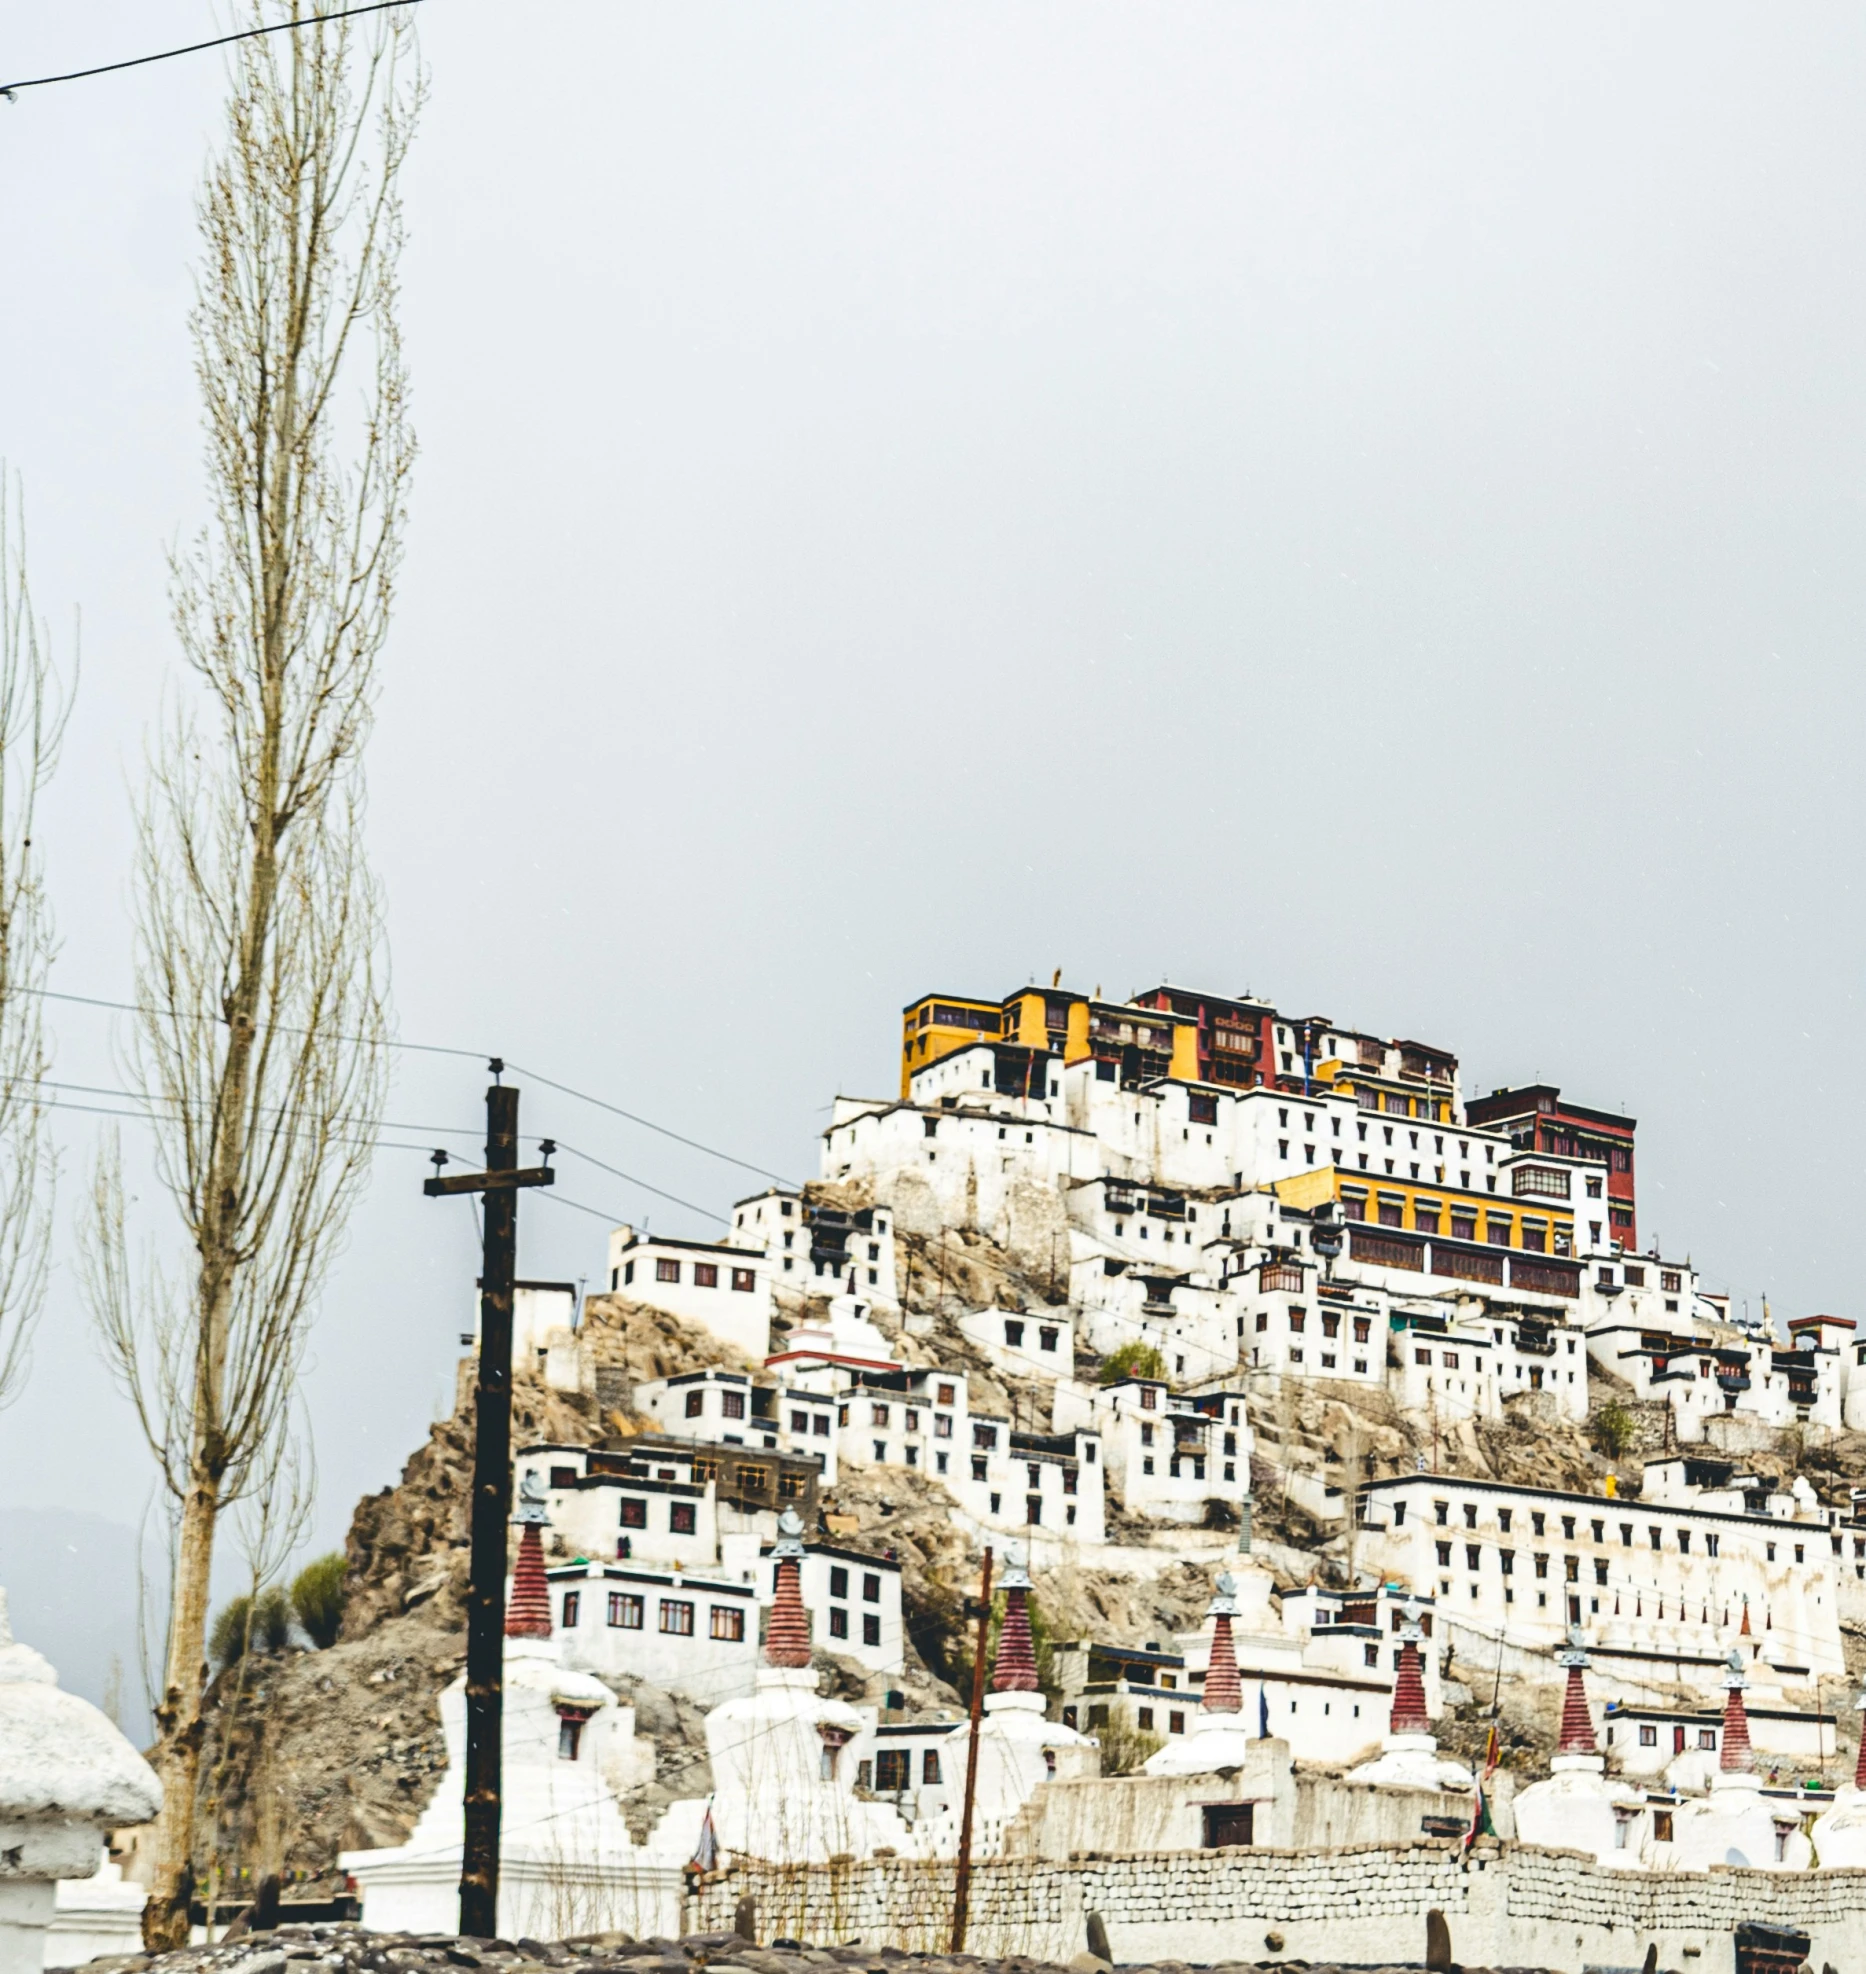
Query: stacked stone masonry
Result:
<box><xmin>692</xmin><ymin>1843</ymin><xmax>1866</xmax><ymax>1971</ymax></box>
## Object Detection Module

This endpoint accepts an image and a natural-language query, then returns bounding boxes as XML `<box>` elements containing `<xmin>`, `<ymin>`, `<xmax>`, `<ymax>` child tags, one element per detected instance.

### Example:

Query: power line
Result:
<box><xmin>24</xmin><ymin>985</ymin><xmax>794</xmax><ymax>1187</ymax></box>
<box><xmin>0</xmin><ymin>0</ymin><xmax>424</xmax><ymax>102</ymax></box>
<box><xmin>506</xmin><ymin>1061</ymin><xmax>796</xmax><ymax>1189</ymax></box>
<box><xmin>554</xmin><ymin>1141</ymin><xmax>723</xmax><ymax>1223</ymax></box>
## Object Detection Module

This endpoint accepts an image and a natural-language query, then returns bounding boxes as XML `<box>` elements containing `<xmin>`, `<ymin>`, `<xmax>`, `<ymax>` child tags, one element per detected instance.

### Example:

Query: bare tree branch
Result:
<box><xmin>0</xmin><ymin>471</ymin><xmax>72</xmax><ymax>1412</ymax></box>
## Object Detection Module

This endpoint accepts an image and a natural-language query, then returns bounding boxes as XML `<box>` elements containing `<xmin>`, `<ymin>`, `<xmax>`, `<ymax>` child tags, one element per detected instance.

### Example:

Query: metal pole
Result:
<box><xmin>950</xmin><ymin>1545</ymin><xmax>995</xmax><ymax>1954</ymax></box>
<box><xmin>461</xmin><ymin>1081</ymin><xmax>519</xmax><ymax>1938</ymax></box>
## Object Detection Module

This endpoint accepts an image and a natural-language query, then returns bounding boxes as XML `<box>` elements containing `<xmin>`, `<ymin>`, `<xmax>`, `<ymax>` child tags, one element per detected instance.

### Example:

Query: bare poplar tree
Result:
<box><xmin>84</xmin><ymin>6</ymin><xmax>420</xmax><ymax>1945</ymax></box>
<box><xmin>0</xmin><ymin>475</ymin><xmax>69</xmax><ymax>1409</ymax></box>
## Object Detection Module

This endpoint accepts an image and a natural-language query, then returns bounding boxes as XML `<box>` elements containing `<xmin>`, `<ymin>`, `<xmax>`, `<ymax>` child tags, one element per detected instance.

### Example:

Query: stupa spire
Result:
<box><xmin>1555</xmin><ymin>1627</ymin><xmax>1595</xmax><ymax>1755</ymax></box>
<box><xmin>1202</xmin><ymin>1573</ymin><xmax>1243</xmax><ymax>1715</ymax></box>
<box><xmin>1388</xmin><ymin>1600</ymin><xmax>1430</xmax><ymax>1736</ymax></box>
<box><xmin>1719</xmin><ymin>1650</ymin><xmax>1754</xmax><ymax>1773</ymax></box>
<box><xmin>764</xmin><ymin>1508</ymin><xmax>812</xmax><ymax>1669</ymax></box>
<box><xmin>506</xmin><ymin>1468</ymin><xmax>553</xmax><ymax>1638</ymax></box>
<box><xmin>991</xmin><ymin>1547</ymin><xmax>1040</xmax><ymax>1694</ymax></box>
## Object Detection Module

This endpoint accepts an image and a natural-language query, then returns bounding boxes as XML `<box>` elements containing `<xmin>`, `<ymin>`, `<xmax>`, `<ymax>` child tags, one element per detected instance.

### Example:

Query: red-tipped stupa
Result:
<box><xmin>992</xmin><ymin>1560</ymin><xmax>1040</xmax><ymax>1694</ymax></box>
<box><xmin>1203</xmin><ymin>1574</ymin><xmax>1243</xmax><ymax>1714</ymax></box>
<box><xmin>1389</xmin><ymin>1610</ymin><xmax>1430</xmax><ymax>1736</ymax></box>
<box><xmin>1720</xmin><ymin>1669</ymin><xmax>1754</xmax><ymax>1773</ymax></box>
<box><xmin>1557</xmin><ymin>1663</ymin><xmax>1596</xmax><ymax>1755</ymax></box>
<box><xmin>506</xmin><ymin>1522</ymin><xmax>553</xmax><ymax>1638</ymax></box>
<box><xmin>764</xmin><ymin>1511</ymin><xmax>813</xmax><ymax>1669</ymax></box>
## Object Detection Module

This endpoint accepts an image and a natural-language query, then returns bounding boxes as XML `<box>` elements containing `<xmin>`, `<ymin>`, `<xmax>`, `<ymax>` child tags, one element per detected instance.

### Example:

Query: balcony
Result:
<box><xmin>1717</xmin><ymin>1373</ymin><xmax>1752</xmax><ymax>1394</ymax></box>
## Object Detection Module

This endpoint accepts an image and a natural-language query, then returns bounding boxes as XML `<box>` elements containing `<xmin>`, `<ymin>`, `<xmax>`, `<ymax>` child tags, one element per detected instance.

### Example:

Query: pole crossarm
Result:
<box><xmin>423</xmin><ymin>1166</ymin><xmax>555</xmax><ymax>1197</ymax></box>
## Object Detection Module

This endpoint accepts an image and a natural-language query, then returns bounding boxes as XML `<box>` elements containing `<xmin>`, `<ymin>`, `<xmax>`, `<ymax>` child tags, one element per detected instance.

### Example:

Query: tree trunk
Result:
<box><xmin>144</xmin><ymin>1471</ymin><xmax>221</xmax><ymax>1950</ymax></box>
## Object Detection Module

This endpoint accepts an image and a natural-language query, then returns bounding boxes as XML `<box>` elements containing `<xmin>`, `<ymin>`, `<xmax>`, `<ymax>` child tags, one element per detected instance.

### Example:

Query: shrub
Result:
<box><xmin>1100</xmin><ymin>1341</ymin><xmax>1167</xmax><ymax>1386</ymax></box>
<box><xmin>1094</xmin><ymin>1716</ymin><xmax>1165</xmax><ymax>1776</ymax></box>
<box><xmin>1592</xmin><ymin>1400</ymin><xmax>1635</xmax><ymax>1460</ymax></box>
<box><xmin>291</xmin><ymin>1552</ymin><xmax>347</xmax><ymax>1649</ymax></box>
<box><xmin>209</xmin><ymin>1585</ymin><xmax>292</xmax><ymax>1669</ymax></box>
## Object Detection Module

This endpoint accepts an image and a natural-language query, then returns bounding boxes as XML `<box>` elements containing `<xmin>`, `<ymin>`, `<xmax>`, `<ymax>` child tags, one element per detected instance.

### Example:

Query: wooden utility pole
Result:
<box><xmin>950</xmin><ymin>1545</ymin><xmax>995</xmax><ymax>1954</ymax></box>
<box><xmin>424</xmin><ymin>1067</ymin><xmax>555</xmax><ymax>1940</ymax></box>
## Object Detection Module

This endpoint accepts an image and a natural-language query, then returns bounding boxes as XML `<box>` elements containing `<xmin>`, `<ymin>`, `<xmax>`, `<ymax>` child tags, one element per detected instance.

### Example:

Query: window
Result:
<box><xmin>863</xmin><ymin>1573</ymin><xmax>881</xmax><ymax>1603</ymax></box>
<box><xmin>1436</xmin><ymin>1542</ymin><xmax>1452</xmax><ymax>1566</ymax></box>
<box><xmin>1137</xmin><ymin>1708</ymin><xmax>1155</xmax><ymax>1731</ymax></box>
<box><xmin>1706</xmin><ymin>1534</ymin><xmax>1720</xmax><ymax>1558</ymax></box>
<box><xmin>1465</xmin><ymin>1545</ymin><xmax>1480</xmax><ymax>1570</ymax></box>
<box><xmin>1564</xmin><ymin>1557</ymin><xmax>1579</xmax><ymax>1582</ymax></box>
<box><xmin>731</xmin><ymin>1268</ymin><xmax>755</xmax><ymax>1292</ymax></box>
<box><xmin>935</xmin><ymin>1413</ymin><xmax>953</xmax><ymax>1437</ymax></box>
<box><xmin>1638</xmin><ymin>1724</ymin><xmax>1657</xmax><ymax>1747</ymax></box>
<box><xmin>829</xmin><ymin>1607</ymin><xmax>849</xmax><ymax>1639</ymax></box>
<box><xmin>660</xmin><ymin>1599</ymin><xmax>695</xmax><ymax>1635</ymax></box>
<box><xmin>923</xmin><ymin>1748</ymin><xmax>942</xmax><ymax>1784</ymax></box>
<box><xmin>1040</xmin><ymin>1325</ymin><xmax>1060</xmax><ymax>1352</ymax></box>
<box><xmin>619</xmin><ymin>1498</ymin><xmax>647</xmax><ymax>1529</ymax></box>
<box><xmin>561</xmin><ymin>1591</ymin><xmax>581</xmax><ymax>1628</ymax></box>
<box><xmin>1561</xmin><ymin>1516</ymin><xmax>1576</xmax><ymax>1540</ymax></box>
<box><xmin>790</xmin><ymin>1410</ymin><xmax>810</xmax><ymax>1433</ymax></box>
<box><xmin>871</xmin><ymin>1403</ymin><xmax>891</xmax><ymax>1427</ymax></box>
<box><xmin>1698</xmin><ymin>1728</ymin><xmax>1717</xmax><ymax>1751</ymax></box>
<box><xmin>863</xmin><ymin>1613</ymin><xmax>882</xmax><ymax>1647</ymax></box>
<box><xmin>1498</xmin><ymin>1509</ymin><xmax>1512</xmax><ymax>1533</ymax></box>
<box><xmin>1288</xmin><ymin>1308</ymin><xmax>1306</xmax><ymax>1333</ymax></box>
<box><xmin>1486</xmin><ymin>1217</ymin><xmax>1512</xmax><ymax>1246</ymax></box>
<box><xmin>670</xmin><ymin>1502</ymin><xmax>697</xmax><ymax>1535</ymax></box>
<box><xmin>1499</xmin><ymin>1550</ymin><xmax>1514</xmax><ymax>1576</ymax></box>
<box><xmin>973</xmin><ymin>1423</ymin><xmax>999</xmax><ymax>1449</ymax></box>
<box><xmin>722</xmin><ymin>1391</ymin><xmax>746</xmax><ymax>1420</ymax></box>
<box><xmin>558</xmin><ymin>1715</ymin><xmax>586</xmax><ymax>1761</ymax></box>
<box><xmin>1677</xmin><ymin>1531</ymin><xmax>1690</xmax><ymax>1555</ymax></box>
<box><xmin>656</xmin><ymin>1257</ymin><xmax>680</xmax><ymax>1283</ymax></box>
<box><xmin>1662</xmin><ymin>1271</ymin><xmax>1682</xmax><ymax>1293</ymax></box>
<box><xmin>875</xmin><ymin>1749</ymin><xmax>909</xmax><ymax>1792</ymax></box>
<box><xmin>684</xmin><ymin>1390</ymin><xmax>704</xmax><ymax>1417</ymax></box>
<box><xmin>1004</xmin><ymin>1319</ymin><xmax>1025</xmax><ymax>1347</ymax></box>
<box><xmin>938</xmin><ymin>1383</ymin><xmax>956</xmax><ymax>1405</ymax></box>
<box><xmin>694</xmin><ymin>1263</ymin><xmax>718</xmax><ymax>1289</ymax></box>
<box><xmin>608</xmin><ymin>1592</ymin><xmax>643</xmax><ymax>1628</ymax></box>
<box><xmin>1533</xmin><ymin>1554</ymin><xmax>1549</xmax><ymax>1579</ymax></box>
<box><xmin>711</xmin><ymin>1604</ymin><xmax>746</xmax><ymax>1641</ymax></box>
<box><xmin>1169</xmin><ymin>1711</ymin><xmax>1186</xmax><ymax>1734</ymax></box>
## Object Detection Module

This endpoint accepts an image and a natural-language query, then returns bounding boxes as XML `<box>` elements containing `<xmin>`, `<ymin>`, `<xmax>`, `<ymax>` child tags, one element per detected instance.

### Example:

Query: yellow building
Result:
<box><xmin>1310</xmin><ymin>1058</ymin><xmax>1454</xmax><ymax>1125</ymax></box>
<box><xmin>900</xmin><ymin>986</ymin><xmax>1199</xmax><ymax>1097</ymax></box>
<box><xmin>1275</xmin><ymin>1165</ymin><xmax>1577</xmax><ymax>1259</ymax></box>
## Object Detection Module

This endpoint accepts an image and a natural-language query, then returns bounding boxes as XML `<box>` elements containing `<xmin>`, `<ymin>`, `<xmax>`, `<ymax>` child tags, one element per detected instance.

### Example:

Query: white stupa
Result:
<box><xmin>646</xmin><ymin>1509</ymin><xmax>912</xmax><ymax>1867</ymax></box>
<box><xmin>1810</xmin><ymin>1686</ymin><xmax>1866</xmax><ymax>1868</ymax></box>
<box><xmin>926</xmin><ymin>1548</ymin><xmax>1094</xmax><ymax>1853</ymax></box>
<box><xmin>344</xmin><ymin>1473</ymin><xmax>663</xmax><ymax>1939</ymax></box>
<box><xmin>1343</xmin><ymin>1600</ymin><xmax>1472</xmax><ymax>1793</ymax></box>
<box><xmin>1146</xmin><ymin>1572</ymin><xmax>1254</xmax><ymax>1776</ymax></box>
<box><xmin>1511</xmin><ymin>1630</ymin><xmax>1645</xmax><ymax>1867</ymax></box>
<box><xmin>1670</xmin><ymin>1651</ymin><xmax>1809</xmax><ymax>1871</ymax></box>
<box><xmin>0</xmin><ymin>1587</ymin><xmax>161</xmax><ymax>1974</ymax></box>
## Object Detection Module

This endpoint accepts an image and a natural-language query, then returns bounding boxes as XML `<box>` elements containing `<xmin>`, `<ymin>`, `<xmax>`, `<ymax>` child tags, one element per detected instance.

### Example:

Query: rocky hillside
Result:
<box><xmin>178</xmin><ymin>1216</ymin><xmax>1864</xmax><ymax>1889</ymax></box>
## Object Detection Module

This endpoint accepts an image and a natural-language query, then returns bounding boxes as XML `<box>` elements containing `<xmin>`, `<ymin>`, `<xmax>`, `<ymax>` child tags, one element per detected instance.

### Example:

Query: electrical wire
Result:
<box><xmin>0</xmin><ymin>0</ymin><xmax>423</xmax><ymax>101</ymax></box>
<box><xmin>554</xmin><ymin>1141</ymin><xmax>724</xmax><ymax>1222</ymax></box>
<box><xmin>24</xmin><ymin>984</ymin><xmax>795</xmax><ymax>1188</ymax></box>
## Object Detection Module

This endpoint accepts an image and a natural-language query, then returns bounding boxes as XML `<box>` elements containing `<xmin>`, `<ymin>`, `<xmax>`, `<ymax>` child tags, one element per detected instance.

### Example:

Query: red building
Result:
<box><xmin>1464</xmin><ymin>1085</ymin><xmax>1636</xmax><ymax>1251</ymax></box>
<box><xmin>1131</xmin><ymin>985</ymin><xmax>1278</xmax><ymax>1089</ymax></box>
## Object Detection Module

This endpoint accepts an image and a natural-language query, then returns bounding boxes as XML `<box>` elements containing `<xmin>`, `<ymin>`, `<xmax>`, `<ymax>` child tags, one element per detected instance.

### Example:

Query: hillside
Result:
<box><xmin>174</xmin><ymin>1217</ymin><xmax>1859</xmax><ymax>1890</ymax></box>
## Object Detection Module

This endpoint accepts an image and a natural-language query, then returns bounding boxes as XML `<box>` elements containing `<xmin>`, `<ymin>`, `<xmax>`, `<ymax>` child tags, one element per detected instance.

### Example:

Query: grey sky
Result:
<box><xmin>0</xmin><ymin>3</ymin><xmax>1861</xmax><ymax>1604</ymax></box>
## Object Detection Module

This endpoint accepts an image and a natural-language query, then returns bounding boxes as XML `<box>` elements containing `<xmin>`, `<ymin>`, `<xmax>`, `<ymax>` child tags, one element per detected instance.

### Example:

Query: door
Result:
<box><xmin>1202</xmin><ymin>1803</ymin><xmax>1254</xmax><ymax>1849</ymax></box>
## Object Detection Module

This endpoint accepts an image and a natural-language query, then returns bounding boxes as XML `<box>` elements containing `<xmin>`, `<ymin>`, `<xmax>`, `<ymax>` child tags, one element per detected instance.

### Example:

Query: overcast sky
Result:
<box><xmin>0</xmin><ymin>3</ymin><xmax>1861</xmax><ymax>1620</ymax></box>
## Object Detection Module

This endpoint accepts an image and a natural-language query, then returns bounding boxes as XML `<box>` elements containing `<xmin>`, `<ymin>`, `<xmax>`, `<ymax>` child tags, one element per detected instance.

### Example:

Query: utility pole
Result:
<box><xmin>950</xmin><ymin>1545</ymin><xmax>995</xmax><ymax>1954</ymax></box>
<box><xmin>425</xmin><ymin>1066</ymin><xmax>556</xmax><ymax>1940</ymax></box>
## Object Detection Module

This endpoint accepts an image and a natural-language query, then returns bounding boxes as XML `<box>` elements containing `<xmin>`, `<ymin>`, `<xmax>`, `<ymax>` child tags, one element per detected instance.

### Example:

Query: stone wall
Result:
<box><xmin>690</xmin><ymin>1842</ymin><xmax>1866</xmax><ymax>1972</ymax></box>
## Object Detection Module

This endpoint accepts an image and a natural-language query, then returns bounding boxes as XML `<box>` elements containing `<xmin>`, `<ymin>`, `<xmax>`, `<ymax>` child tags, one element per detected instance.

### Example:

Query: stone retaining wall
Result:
<box><xmin>691</xmin><ymin>1843</ymin><xmax>1866</xmax><ymax>1971</ymax></box>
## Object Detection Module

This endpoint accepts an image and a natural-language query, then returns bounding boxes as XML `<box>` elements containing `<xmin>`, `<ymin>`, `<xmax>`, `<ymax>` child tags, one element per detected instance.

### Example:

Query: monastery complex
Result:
<box><xmin>16</xmin><ymin>971</ymin><xmax>1866</xmax><ymax>1973</ymax></box>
